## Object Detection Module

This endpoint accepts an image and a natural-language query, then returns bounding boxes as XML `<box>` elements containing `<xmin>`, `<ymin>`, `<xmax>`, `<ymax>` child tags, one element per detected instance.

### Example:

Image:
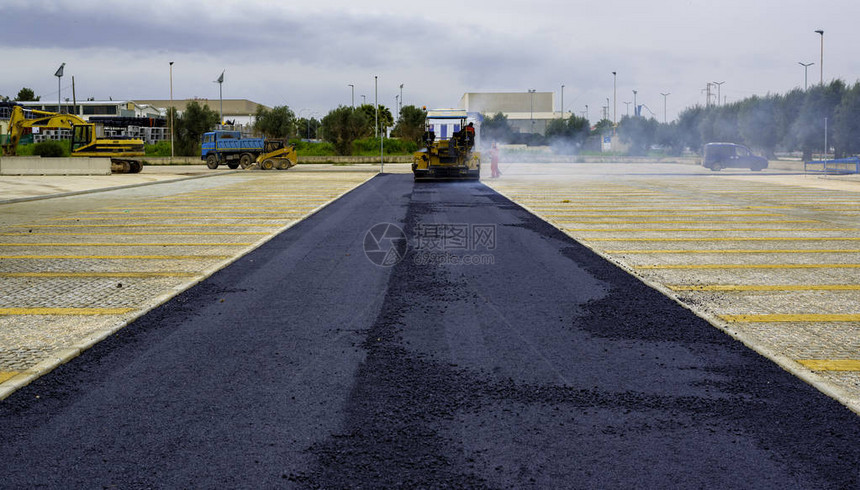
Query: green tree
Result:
<box><xmin>655</xmin><ymin>121</ymin><xmax>683</xmax><ymax>156</ymax></box>
<box><xmin>173</xmin><ymin>101</ymin><xmax>220</xmax><ymax>156</ymax></box>
<box><xmin>832</xmin><ymin>82</ymin><xmax>860</xmax><ymax>157</ymax></box>
<box><xmin>739</xmin><ymin>95</ymin><xmax>780</xmax><ymax>157</ymax></box>
<box><xmin>790</xmin><ymin>80</ymin><xmax>846</xmax><ymax>160</ymax></box>
<box><xmin>545</xmin><ymin>114</ymin><xmax>590</xmax><ymax>153</ymax></box>
<box><xmin>254</xmin><ymin>105</ymin><xmax>296</xmax><ymax>139</ymax></box>
<box><xmin>321</xmin><ymin>106</ymin><xmax>368</xmax><ymax>155</ymax></box>
<box><xmin>481</xmin><ymin>112</ymin><xmax>514</xmax><ymax>144</ymax></box>
<box><xmin>357</xmin><ymin>104</ymin><xmax>394</xmax><ymax>136</ymax></box>
<box><xmin>591</xmin><ymin>118</ymin><xmax>614</xmax><ymax>136</ymax></box>
<box><xmin>391</xmin><ymin>105</ymin><xmax>426</xmax><ymax>144</ymax></box>
<box><xmin>676</xmin><ymin>105</ymin><xmax>705</xmax><ymax>153</ymax></box>
<box><xmin>15</xmin><ymin>87</ymin><xmax>39</xmax><ymax>101</ymax></box>
<box><xmin>296</xmin><ymin>117</ymin><xmax>321</xmax><ymax>140</ymax></box>
<box><xmin>617</xmin><ymin>115</ymin><xmax>658</xmax><ymax>155</ymax></box>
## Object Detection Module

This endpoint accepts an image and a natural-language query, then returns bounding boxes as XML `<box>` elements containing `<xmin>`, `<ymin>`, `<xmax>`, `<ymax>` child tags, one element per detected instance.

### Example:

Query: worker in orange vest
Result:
<box><xmin>490</xmin><ymin>142</ymin><xmax>501</xmax><ymax>178</ymax></box>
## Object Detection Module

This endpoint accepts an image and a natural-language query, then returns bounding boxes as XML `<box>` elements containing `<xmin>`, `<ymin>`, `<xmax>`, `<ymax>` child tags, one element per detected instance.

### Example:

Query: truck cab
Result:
<box><xmin>201</xmin><ymin>130</ymin><xmax>264</xmax><ymax>169</ymax></box>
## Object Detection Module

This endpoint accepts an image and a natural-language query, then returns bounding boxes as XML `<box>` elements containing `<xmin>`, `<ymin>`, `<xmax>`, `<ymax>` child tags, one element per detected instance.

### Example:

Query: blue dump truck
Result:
<box><xmin>201</xmin><ymin>130</ymin><xmax>266</xmax><ymax>169</ymax></box>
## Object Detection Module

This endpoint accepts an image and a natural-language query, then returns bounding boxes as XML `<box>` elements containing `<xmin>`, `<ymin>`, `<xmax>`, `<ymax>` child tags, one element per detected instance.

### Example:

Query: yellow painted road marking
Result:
<box><xmin>668</xmin><ymin>284</ymin><xmax>860</xmax><ymax>292</ymax></box>
<box><xmin>637</xmin><ymin>264</ymin><xmax>860</xmax><ymax>270</ymax></box>
<box><xmin>0</xmin><ymin>255</ymin><xmax>232</xmax><ymax>260</ymax></box>
<box><xmin>558</xmin><ymin>220</ymin><xmax>819</xmax><ymax>224</ymax></box>
<box><xmin>12</xmin><ymin>224</ymin><xmax>281</xmax><ymax>228</ymax></box>
<box><xmin>586</xmin><ymin>237</ymin><xmax>860</xmax><ymax>242</ymax></box>
<box><xmin>77</xmin><ymin>211</ymin><xmax>308</xmax><ymax>216</ymax></box>
<box><xmin>0</xmin><ymin>272</ymin><xmax>200</xmax><ymax>278</ymax></box>
<box><xmin>0</xmin><ymin>308</ymin><xmax>137</xmax><ymax>316</ymax></box>
<box><xmin>544</xmin><ymin>212</ymin><xmax>785</xmax><ymax>217</ymax></box>
<box><xmin>720</xmin><ymin>314</ymin><xmax>860</xmax><ymax>322</ymax></box>
<box><xmin>797</xmin><ymin>360</ymin><xmax>860</xmax><ymax>371</ymax></box>
<box><xmin>105</xmin><ymin>206</ymin><xmax>320</xmax><ymax>211</ymax></box>
<box><xmin>0</xmin><ymin>243</ymin><xmax>253</xmax><ymax>247</ymax></box>
<box><xmin>51</xmin><ymin>217</ymin><xmax>301</xmax><ymax>221</ymax></box>
<box><xmin>563</xmin><ymin>228</ymin><xmax>856</xmax><ymax>232</ymax></box>
<box><xmin>607</xmin><ymin>249</ymin><xmax>860</xmax><ymax>254</ymax></box>
<box><xmin>0</xmin><ymin>372</ymin><xmax>20</xmax><ymax>383</ymax></box>
<box><xmin>0</xmin><ymin>232</ymin><xmax>268</xmax><ymax>236</ymax></box>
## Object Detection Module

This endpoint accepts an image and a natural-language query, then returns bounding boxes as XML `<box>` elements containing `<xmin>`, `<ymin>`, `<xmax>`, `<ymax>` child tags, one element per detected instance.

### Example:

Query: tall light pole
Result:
<box><xmin>612</xmin><ymin>71</ymin><xmax>617</xmax><ymax>126</ymax></box>
<box><xmin>560</xmin><ymin>84</ymin><xmax>565</xmax><ymax>120</ymax></box>
<box><xmin>815</xmin><ymin>30</ymin><xmax>824</xmax><ymax>85</ymax></box>
<box><xmin>374</xmin><ymin>76</ymin><xmax>378</xmax><ymax>138</ymax></box>
<box><xmin>660</xmin><ymin>92</ymin><xmax>671</xmax><ymax>123</ymax></box>
<box><xmin>623</xmin><ymin>101</ymin><xmax>631</xmax><ymax>117</ymax></box>
<box><xmin>585</xmin><ymin>104</ymin><xmax>589</xmax><ymax>121</ymax></box>
<box><xmin>399</xmin><ymin>83</ymin><xmax>404</xmax><ymax>113</ymax></box>
<box><xmin>712</xmin><ymin>81</ymin><xmax>725</xmax><ymax>107</ymax></box>
<box><xmin>215</xmin><ymin>70</ymin><xmax>224</xmax><ymax>124</ymax></box>
<box><xmin>632</xmin><ymin>90</ymin><xmax>638</xmax><ymax>117</ymax></box>
<box><xmin>395</xmin><ymin>95</ymin><xmax>399</xmax><ymax>117</ymax></box>
<box><xmin>361</xmin><ymin>95</ymin><xmax>366</xmax><ymax>105</ymax></box>
<box><xmin>169</xmin><ymin>61</ymin><xmax>174</xmax><ymax>159</ymax></box>
<box><xmin>348</xmin><ymin>84</ymin><xmax>354</xmax><ymax>108</ymax></box>
<box><xmin>54</xmin><ymin>63</ymin><xmax>65</xmax><ymax>113</ymax></box>
<box><xmin>798</xmin><ymin>62</ymin><xmax>814</xmax><ymax>90</ymax></box>
<box><xmin>528</xmin><ymin>89</ymin><xmax>535</xmax><ymax>134</ymax></box>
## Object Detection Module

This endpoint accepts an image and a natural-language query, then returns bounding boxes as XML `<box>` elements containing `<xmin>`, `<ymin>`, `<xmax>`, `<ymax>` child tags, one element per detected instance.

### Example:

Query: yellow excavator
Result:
<box><xmin>2</xmin><ymin>106</ymin><xmax>145</xmax><ymax>173</ymax></box>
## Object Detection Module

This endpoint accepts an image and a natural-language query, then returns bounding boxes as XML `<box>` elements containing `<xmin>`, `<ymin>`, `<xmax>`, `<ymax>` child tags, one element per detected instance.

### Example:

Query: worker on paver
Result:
<box><xmin>465</xmin><ymin>122</ymin><xmax>475</xmax><ymax>148</ymax></box>
<box><xmin>490</xmin><ymin>142</ymin><xmax>501</xmax><ymax>178</ymax></box>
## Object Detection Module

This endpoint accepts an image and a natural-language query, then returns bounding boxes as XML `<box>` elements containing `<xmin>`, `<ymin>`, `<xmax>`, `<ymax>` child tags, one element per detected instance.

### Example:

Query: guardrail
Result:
<box><xmin>805</xmin><ymin>157</ymin><xmax>860</xmax><ymax>174</ymax></box>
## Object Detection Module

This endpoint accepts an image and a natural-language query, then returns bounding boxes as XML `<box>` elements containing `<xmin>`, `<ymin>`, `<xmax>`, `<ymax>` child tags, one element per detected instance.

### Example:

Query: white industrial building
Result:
<box><xmin>459</xmin><ymin>92</ymin><xmax>572</xmax><ymax>136</ymax></box>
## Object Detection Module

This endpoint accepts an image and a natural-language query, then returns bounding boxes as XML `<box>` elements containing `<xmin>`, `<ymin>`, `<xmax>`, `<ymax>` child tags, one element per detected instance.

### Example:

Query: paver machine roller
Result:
<box><xmin>412</xmin><ymin>110</ymin><xmax>480</xmax><ymax>181</ymax></box>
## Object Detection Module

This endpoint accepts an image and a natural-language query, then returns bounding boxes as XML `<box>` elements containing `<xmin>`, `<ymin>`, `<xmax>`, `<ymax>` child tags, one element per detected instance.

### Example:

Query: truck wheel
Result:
<box><xmin>260</xmin><ymin>159</ymin><xmax>275</xmax><ymax>170</ymax></box>
<box><xmin>227</xmin><ymin>162</ymin><xmax>239</xmax><ymax>169</ymax></box>
<box><xmin>239</xmin><ymin>153</ymin><xmax>254</xmax><ymax>169</ymax></box>
<box><xmin>206</xmin><ymin>154</ymin><xmax>219</xmax><ymax>169</ymax></box>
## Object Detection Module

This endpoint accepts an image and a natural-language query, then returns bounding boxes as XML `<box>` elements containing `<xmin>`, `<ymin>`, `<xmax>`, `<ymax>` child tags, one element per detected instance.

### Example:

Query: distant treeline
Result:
<box><xmin>499</xmin><ymin>80</ymin><xmax>860</xmax><ymax>159</ymax></box>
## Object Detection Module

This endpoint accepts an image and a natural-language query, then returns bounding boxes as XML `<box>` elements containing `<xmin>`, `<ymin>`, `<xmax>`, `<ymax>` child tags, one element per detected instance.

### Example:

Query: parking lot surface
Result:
<box><xmin>0</xmin><ymin>166</ymin><xmax>376</xmax><ymax>398</ymax></box>
<box><xmin>486</xmin><ymin>162</ymin><xmax>860</xmax><ymax>413</ymax></box>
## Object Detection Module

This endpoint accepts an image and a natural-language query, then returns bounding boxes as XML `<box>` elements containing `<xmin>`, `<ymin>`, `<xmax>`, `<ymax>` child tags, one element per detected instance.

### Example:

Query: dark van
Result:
<box><xmin>702</xmin><ymin>143</ymin><xmax>768</xmax><ymax>171</ymax></box>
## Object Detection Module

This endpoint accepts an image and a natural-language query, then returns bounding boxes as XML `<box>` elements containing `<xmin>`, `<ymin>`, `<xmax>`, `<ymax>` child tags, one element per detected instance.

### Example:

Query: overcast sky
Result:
<box><xmin>2</xmin><ymin>0</ymin><xmax>858</xmax><ymax>122</ymax></box>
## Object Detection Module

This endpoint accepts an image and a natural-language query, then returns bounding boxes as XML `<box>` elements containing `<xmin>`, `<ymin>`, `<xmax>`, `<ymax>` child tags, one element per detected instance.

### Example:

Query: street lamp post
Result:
<box><xmin>528</xmin><ymin>89</ymin><xmax>536</xmax><ymax>134</ymax></box>
<box><xmin>798</xmin><ymin>62</ymin><xmax>814</xmax><ymax>90</ymax></box>
<box><xmin>215</xmin><ymin>71</ymin><xmax>225</xmax><ymax>125</ymax></box>
<box><xmin>815</xmin><ymin>30</ymin><xmax>824</xmax><ymax>85</ymax></box>
<box><xmin>612</xmin><ymin>71</ymin><xmax>617</xmax><ymax>126</ymax></box>
<box><xmin>560</xmin><ymin>84</ymin><xmax>565</xmax><ymax>120</ymax></box>
<box><xmin>348</xmin><ymin>84</ymin><xmax>354</xmax><ymax>108</ymax></box>
<box><xmin>585</xmin><ymin>104</ymin><xmax>588</xmax><ymax>121</ymax></box>
<box><xmin>660</xmin><ymin>92</ymin><xmax>670</xmax><ymax>123</ymax></box>
<box><xmin>361</xmin><ymin>95</ymin><xmax>366</xmax><ymax>105</ymax></box>
<box><xmin>712</xmin><ymin>81</ymin><xmax>725</xmax><ymax>107</ymax></box>
<box><xmin>169</xmin><ymin>61</ymin><xmax>174</xmax><ymax>159</ymax></box>
<box><xmin>374</xmin><ymin>76</ymin><xmax>378</xmax><ymax>138</ymax></box>
<box><xmin>399</xmin><ymin>83</ymin><xmax>404</xmax><ymax>113</ymax></box>
<box><xmin>623</xmin><ymin>101</ymin><xmax>631</xmax><ymax>117</ymax></box>
<box><xmin>632</xmin><ymin>90</ymin><xmax>638</xmax><ymax>117</ymax></box>
<box><xmin>54</xmin><ymin>63</ymin><xmax>65</xmax><ymax>113</ymax></box>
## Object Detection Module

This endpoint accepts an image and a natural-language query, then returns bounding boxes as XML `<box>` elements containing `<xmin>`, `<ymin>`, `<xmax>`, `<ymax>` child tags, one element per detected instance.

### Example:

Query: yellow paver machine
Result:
<box><xmin>412</xmin><ymin>110</ymin><xmax>480</xmax><ymax>181</ymax></box>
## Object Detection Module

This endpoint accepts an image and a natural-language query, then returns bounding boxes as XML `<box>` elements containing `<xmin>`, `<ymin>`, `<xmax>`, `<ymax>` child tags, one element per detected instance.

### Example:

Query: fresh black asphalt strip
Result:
<box><xmin>1</xmin><ymin>174</ymin><xmax>858</xmax><ymax>488</ymax></box>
